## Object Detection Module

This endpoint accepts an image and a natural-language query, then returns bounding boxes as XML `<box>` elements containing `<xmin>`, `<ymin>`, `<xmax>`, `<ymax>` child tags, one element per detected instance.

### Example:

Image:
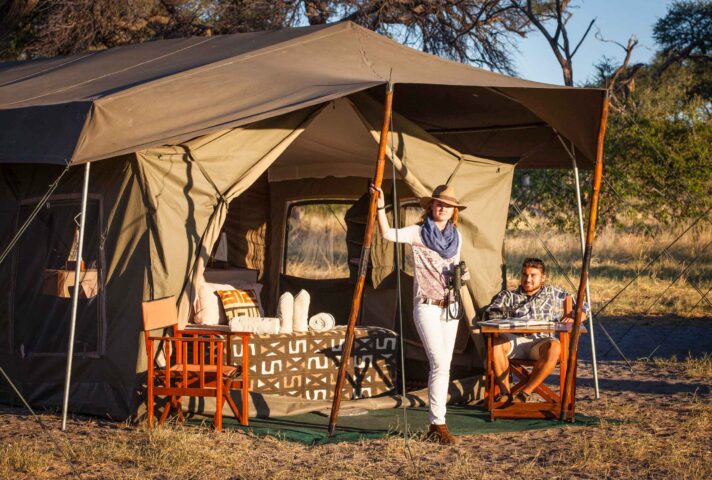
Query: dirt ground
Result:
<box><xmin>1</xmin><ymin>319</ymin><xmax>710</xmax><ymax>480</ymax></box>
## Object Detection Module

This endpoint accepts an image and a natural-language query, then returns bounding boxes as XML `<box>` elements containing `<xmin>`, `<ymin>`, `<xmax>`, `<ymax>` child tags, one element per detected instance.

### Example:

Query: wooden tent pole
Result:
<box><xmin>328</xmin><ymin>82</ymin><xmax>394</xmax><ymax>435</ymax></box>
<box><xmin>560</xmin><ymin>94</ymin><xmax>609</xmax><ymax>421</ymax></box>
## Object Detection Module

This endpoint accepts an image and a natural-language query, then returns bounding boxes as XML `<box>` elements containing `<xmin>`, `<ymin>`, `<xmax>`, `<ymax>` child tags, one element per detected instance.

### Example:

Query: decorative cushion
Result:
<box><xmin>278</xmin><ymin>292</ymin><xmax>294</xmax><ymax>334</ymax></box>
<box><xmin>193</xmin><ymin>282</ymin><xmax>263</xmax><ymax>325</ymax></box>
<box><xmin>193</xmin><ymin>282</ymin><xmax>234</xmax><ymax>325</ymax></box>
<box><xmin>216</xmin><ymin>288</ymin><xmax>262</xmax><ymax>320</ymax></box>
<box><xmin>292</xmin><ymin>289</ymin><xmax>310</xmax><ymax>333</ymax></box>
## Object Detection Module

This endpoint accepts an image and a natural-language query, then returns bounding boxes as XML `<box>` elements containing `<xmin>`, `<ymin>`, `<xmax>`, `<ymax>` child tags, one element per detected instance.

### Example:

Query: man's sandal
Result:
<box><xmin>509</xmin><ymin>391</ymin><xmax>531</xmax><ymax>404</ymax></box>
<box><xmin>494</xmin><ymin>390</ymin><xmax>511</xmax><ymax>403</ymax></box>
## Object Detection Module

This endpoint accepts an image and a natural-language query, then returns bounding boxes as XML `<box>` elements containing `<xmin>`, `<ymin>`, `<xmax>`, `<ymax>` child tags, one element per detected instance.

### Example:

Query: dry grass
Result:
<box><xmin>505</xmin><ymin>225</ymin><xmax>712</xmax><ymax>317</ymax></box>
<box><xmin>285</xmin><ymin>203</ymin><xmax>712</xmax><ymax>317</ymax></box>
<box><xmin>652</xmin><ymin>352</ymin><xmax>712</xmax><ymax>378</ymax></box>
<box><xmin>1</xmin><ymin>360</ymin><xmax>710</xmax><ymax>479</ymax></box>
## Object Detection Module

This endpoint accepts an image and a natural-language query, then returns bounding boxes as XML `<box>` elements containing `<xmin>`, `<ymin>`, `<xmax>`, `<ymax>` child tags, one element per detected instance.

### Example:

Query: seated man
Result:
<box><xmin>485</xmin><ymin>257</ymin><xmax>585</xmax><ymax>403</ymax></box>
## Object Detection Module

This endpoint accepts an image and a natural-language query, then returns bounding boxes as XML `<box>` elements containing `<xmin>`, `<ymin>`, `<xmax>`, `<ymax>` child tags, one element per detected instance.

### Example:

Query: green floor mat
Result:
<box><xmin>189</xmin><ymin>406</ymin><xmax>601</xmax><ymax>445</ymax></box>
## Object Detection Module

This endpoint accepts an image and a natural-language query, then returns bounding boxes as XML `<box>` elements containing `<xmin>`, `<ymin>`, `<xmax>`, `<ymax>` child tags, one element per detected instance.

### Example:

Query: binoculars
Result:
<box><xmin>446</xmin><ymin>261</ymin><xmax>467</xmax><ymax>321</ymax></box>
<box><xmin>452</xmin><ymin>261</ymin><xmax>467</xmax><ymax>291</ymax></box>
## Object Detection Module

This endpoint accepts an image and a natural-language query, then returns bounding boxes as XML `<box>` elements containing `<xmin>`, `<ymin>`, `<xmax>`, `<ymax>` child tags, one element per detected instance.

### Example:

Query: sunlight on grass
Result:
<box><xmin>652</xmin><ymin>352</ymin><xmax>712</xmax><ymax>378</ymax></box>
<box><xmin>505</xmin><ymin>225</ymin><xmax>712</xmax><ymax>317</ymax></box>
<box><xmin>0</xmin><ymin>440</ymin><xmax>53</xmax><ymax>477</ymax></box>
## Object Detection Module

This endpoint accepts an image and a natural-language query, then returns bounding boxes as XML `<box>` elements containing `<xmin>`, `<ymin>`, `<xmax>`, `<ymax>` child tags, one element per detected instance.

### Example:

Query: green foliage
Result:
<box><xmin>653</xmin><ymin>0</ymin><xmax>711</xmax><ymax>58</ymax></box>
<box><xmin>512</xmin><ymin>3</ymin><xmax>712</xmax><ymax>232</ymax></box>
<box><xmin>510</xmin><ymin>168</ymin><xmax>590</xmax><ymax>231</ymax></box>
<box><xmin>653</xmin><ymin>0</ymin><xmax>712</xmax><ymax>99</ymax></box>
<box><xmin>602</xmin><ymin>59</ymin><xmax>711</xmax><ymax>230</ymax></box>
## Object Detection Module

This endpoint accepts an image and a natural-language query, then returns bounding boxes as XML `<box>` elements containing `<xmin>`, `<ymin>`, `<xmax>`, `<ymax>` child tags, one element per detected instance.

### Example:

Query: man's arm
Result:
<box><xmin>566</xmin><ymin>289</ymin><xmax>590</xmax><ymax>315</ymax></box>
<box><xmin>553</xmin><ymin>286</ymin><xmax>589</xmax><ymax>323</ymax></box>
<box><xmin>484</xmin><ymin>290</ymin><xmax>511</xmax><ymax>319</ymax></box>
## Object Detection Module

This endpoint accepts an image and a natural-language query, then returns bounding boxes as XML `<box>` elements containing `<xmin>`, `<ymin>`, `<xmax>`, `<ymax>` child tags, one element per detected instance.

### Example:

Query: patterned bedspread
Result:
<box><xmin>229</xmin><ymin>326</ymin><xmax>398</xmax><ymax>400</ymax></box>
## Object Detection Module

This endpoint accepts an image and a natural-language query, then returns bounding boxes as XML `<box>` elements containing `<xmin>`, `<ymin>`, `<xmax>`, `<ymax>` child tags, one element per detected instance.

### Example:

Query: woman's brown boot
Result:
<box><xmin>425</xmin><ymin>423</ymin><xmax>459</xmax><ymax>445</ymax></box>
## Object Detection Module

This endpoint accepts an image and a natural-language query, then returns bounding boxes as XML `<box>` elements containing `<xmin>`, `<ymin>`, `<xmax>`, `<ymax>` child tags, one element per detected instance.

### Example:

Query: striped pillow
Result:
<box><xmin>215</xmin><ymin>289</ymin><xmax>261</xmax><ymax>320</ymax></box>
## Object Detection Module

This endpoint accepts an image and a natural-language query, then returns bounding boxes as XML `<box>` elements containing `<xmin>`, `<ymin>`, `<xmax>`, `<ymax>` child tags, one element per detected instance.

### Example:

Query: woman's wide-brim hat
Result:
<box><xmin>419</xmin><ymin>185</ymin><xmax>467</xmax><ymax>210</ymax></box>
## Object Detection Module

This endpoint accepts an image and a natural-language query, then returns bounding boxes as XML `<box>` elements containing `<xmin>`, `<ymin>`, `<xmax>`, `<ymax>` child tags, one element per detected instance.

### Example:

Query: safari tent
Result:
<box><xmin>0</xmin><ymin>22</ymin><xmax>607</xmax><ymax>420</ymax></box>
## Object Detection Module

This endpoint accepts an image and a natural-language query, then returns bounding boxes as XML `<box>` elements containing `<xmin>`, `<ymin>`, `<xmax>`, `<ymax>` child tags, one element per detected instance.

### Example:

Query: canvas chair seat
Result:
<box><xmin>168</xmin><ymin>363</ymin><xmax>241</xmax><ymax>378</ymax></box>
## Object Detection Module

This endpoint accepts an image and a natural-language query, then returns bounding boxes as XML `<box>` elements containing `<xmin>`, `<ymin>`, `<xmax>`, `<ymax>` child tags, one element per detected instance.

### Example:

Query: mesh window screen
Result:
<box><xmin>12</xmin><ymin>195</ymin><xmax>104</xmax><ymax>357</ymax></box>
<box><xmin>284</xmin><ymin>201</ymin><xmax>350</xmax><ymax>280</ymax></box>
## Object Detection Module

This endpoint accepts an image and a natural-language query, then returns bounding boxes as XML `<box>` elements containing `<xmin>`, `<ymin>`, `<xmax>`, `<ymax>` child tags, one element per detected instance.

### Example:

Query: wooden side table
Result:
<box><xmin>480</xmin><ymin>323</ymin><xmax>587</xmax><ymax>421</ymax></box>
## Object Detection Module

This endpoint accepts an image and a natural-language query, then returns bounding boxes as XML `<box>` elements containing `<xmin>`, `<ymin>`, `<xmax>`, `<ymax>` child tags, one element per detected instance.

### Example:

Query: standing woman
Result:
<box><xmin>372</xmin><ymin>184</ymin><xmax>469</xmax><ymax>445</ymax></box>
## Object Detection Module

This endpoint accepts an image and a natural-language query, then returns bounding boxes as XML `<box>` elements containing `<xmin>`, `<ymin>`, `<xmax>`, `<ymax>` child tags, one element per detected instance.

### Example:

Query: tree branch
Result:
<box><xmin>571</xmin><ymin>17</ymin><xmax>596</xmax><ymax>57</ymax></box>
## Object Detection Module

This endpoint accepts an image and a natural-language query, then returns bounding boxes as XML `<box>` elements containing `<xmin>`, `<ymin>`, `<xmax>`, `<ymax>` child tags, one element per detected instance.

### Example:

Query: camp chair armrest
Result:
<box><xmin>177</xmin><ymin>328</ymin><xmax>225</xmax><ymax>337</ymax></box>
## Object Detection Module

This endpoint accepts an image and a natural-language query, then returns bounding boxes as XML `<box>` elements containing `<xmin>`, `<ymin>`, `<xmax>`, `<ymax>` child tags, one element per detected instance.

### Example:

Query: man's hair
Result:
<box><xmin>522</xmin><ymin>257</ymin><xmax>546</xmax><ymax>274</ymax></box>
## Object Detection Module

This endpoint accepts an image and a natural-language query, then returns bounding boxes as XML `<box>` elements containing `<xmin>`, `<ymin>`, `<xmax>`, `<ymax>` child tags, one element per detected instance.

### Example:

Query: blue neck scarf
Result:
<box><xmin>420</xmin><ymin>216</ymin><xmax>459</xmax><ymax>259</ymax></box>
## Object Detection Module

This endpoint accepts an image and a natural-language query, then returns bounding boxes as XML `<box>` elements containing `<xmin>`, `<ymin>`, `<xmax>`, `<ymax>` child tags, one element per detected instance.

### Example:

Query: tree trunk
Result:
<box><xmin>303</xmin><ymin>1</ymin><xmax>330</xmax><ymax>25</ymax></box>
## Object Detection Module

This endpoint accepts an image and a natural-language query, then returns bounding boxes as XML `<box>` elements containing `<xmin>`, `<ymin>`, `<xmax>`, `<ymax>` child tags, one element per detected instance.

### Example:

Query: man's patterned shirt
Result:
<box><xmin>485</xmin><ymin>284</ymin><xmax>587</xmax><ymax>339</ymax></box>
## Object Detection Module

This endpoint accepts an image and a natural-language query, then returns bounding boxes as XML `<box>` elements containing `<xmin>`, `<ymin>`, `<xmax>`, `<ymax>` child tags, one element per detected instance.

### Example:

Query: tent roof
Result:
<box><xmin>0</xmin><ymin>21</ymin><xmax>604</xmax><ymax>168</ymax></box>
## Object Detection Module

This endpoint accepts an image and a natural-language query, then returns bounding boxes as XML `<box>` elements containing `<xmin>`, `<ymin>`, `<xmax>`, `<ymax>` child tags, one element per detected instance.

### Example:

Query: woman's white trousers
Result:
<box><xmin>412</xmin><ymin>303</ymin><xmax>460</xmax><ymax>425</ymax></box>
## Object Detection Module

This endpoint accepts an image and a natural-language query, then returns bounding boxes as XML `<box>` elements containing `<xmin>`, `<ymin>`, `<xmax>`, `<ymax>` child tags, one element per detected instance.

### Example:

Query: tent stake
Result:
<box><xmin>329</xmin><ymin>83</ymin><xmax>394</xmax><ymax>435</ymax></box>
<box><xmin>560</xmin><ymin>95</ymin><xmax>608</xmax><ymax>421</ymax></box>
<box><xmin>61</xmin><ymin>161</ymin><xmax>91</xmax><ymax>431</ymax></box>
<box><xmin>570</xmin><ymin>148</ymin><xmax>601</xmax><ymax>399</ymax></box>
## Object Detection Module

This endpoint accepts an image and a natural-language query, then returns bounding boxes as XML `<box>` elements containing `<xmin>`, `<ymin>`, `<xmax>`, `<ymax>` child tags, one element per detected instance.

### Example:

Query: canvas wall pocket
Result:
<box><xmin>216</xmin><ymin>289</ymin><xmax>261</xmax><ymax>320</ymax></box>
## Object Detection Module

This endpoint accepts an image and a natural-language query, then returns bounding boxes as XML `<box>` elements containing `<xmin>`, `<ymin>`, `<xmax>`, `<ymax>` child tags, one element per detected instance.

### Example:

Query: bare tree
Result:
<box><xmin>325</xmin><ymin>1</ymin><xmax>528</xmax><ymax>74</ymax></box>
<box><xmin>0</xmin><ymin>0</ymin><xmax>530</xmax><ymax>75</ymax></box>
<box><xmin>509</xmin><ymin>0</ymin><xmax>595</xmax><ymax>85</ymax></box>
<box><xmin>592</xmin><ymin>0</ymin><xmax>711</xmax><ymax>110</ymax></box>
<box><xmin>593</xmin><ymin>31</ymin><xmax>642</xmax><ymax>111</ymax></box>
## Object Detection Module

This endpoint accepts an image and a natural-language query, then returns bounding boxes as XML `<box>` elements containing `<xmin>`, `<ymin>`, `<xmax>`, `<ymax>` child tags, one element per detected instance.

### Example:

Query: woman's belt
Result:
<box><xmin>419</xmin><ymin>297</ymin><xmax>451</xmax><ymax>308</ymax></box>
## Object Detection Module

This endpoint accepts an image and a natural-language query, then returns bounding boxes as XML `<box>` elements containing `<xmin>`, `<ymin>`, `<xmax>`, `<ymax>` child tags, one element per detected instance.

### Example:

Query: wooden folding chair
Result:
<box><xmin>505</xmin><ymin>296</ymin><xmax>576</xmax><ymax>417</ymax></box>
<box><xmin>142</xmin><ymin>296</ymin><xmax>251</xmax><ymax>431</ymax></box>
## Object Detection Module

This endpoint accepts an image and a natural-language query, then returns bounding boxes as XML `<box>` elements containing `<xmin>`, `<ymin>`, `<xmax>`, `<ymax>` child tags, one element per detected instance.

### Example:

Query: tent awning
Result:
<box><xmin>0</xmin><ymin>22</ymin><xmax>605</xmax><ymax>169</ymax></box>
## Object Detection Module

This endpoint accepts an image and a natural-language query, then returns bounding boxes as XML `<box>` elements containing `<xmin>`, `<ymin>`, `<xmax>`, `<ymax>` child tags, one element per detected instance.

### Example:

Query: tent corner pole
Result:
<box><xmin>571</xmin><ymin>155</ymin><xmax>601</xmax><ymax>400</ymax></box>
<box><xmin>61</xmin><ymin>161</ymin><xmax>91</xmax><ymax>431</ymax></box>
<box><xmin>328</xmin><ymin>82</ymin><xmax>394</xmax><ymax>435</ymax></box>
<box><xmin>560</xmin><ymin>94</ymin><xmax>608</xmax><ymax>421</ymax></box>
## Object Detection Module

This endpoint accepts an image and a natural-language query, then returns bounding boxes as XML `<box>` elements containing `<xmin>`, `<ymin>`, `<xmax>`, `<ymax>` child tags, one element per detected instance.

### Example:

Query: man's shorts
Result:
<box><xmin>501</xmin><ymin>334</ymin><xmax>559</xmax><ymax>361</ymax></box>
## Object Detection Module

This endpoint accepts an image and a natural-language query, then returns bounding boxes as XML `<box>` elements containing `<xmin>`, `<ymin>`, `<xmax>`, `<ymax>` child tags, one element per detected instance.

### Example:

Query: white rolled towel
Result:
<box><xmin>278</xmin><ymin>292</ymin><xmax>294</xmax><ymax>334</ymax></box>
<box><xmin>292</xmin><ymin>289</ymin><xmax>310</xmax><ymax>332</ymax></box>
<box><xmin>308</xmin><ymin>313</ymin><xmax>335</xmax><ymax>332</ymax></box>
<box><xmin>229</xmin><ymin>317</ymin><xmax>281</xmax><ymax>335</ymax></box>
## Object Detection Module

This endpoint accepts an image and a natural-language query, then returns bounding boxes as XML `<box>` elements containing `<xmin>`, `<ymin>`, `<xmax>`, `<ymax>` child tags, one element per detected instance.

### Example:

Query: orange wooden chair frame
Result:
<box><xmin>485</xmin><ymin>296</ymin><xmax>581</xmax><ymax>421</ymax></box>
<box><xmin>142</xmin><ymin>296</ymin><xmax>251</xmax><ymax>431</ymax></box>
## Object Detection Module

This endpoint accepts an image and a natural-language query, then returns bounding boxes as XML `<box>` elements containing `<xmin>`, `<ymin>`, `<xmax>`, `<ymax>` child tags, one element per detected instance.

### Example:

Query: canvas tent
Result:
<box><xmin>0</xmin><ymin>22</ymin><xmax>606</xmax><ymax>420</ymax></box>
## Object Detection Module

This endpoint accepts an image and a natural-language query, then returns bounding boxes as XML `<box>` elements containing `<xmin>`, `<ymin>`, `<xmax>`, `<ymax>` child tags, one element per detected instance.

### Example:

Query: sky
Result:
<box><xmin>514</xmin><ymin>0</ymin><xmax>674</xmax><ymax>85</ymax></box>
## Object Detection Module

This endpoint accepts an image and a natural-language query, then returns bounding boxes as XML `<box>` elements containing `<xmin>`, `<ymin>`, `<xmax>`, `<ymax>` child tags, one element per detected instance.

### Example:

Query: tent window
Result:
<box><xmin>11</xmin><ymin>194</ymin><xmax>105</xmax><ymax>358</ymax></box>
<box><xmin>283</xmin><ymin>200</ymin><xmax>351</xmax><ymax>279</ymax></box>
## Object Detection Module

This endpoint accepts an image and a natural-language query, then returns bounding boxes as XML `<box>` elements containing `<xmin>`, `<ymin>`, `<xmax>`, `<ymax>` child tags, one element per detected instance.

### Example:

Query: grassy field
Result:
<box><xmin>281</xmin><ymin>200</ymin><xmax>711</xmax><ymax>318</ymax></box>
<box><xmin>505</xmin><ymin>225</ymin><xmax>712</xmax><ymax>317</ymax></box>
<box><xmin>1</xmin><ymin>357</ymin><xmax>709</xmax><ymax>479</ymax></box>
